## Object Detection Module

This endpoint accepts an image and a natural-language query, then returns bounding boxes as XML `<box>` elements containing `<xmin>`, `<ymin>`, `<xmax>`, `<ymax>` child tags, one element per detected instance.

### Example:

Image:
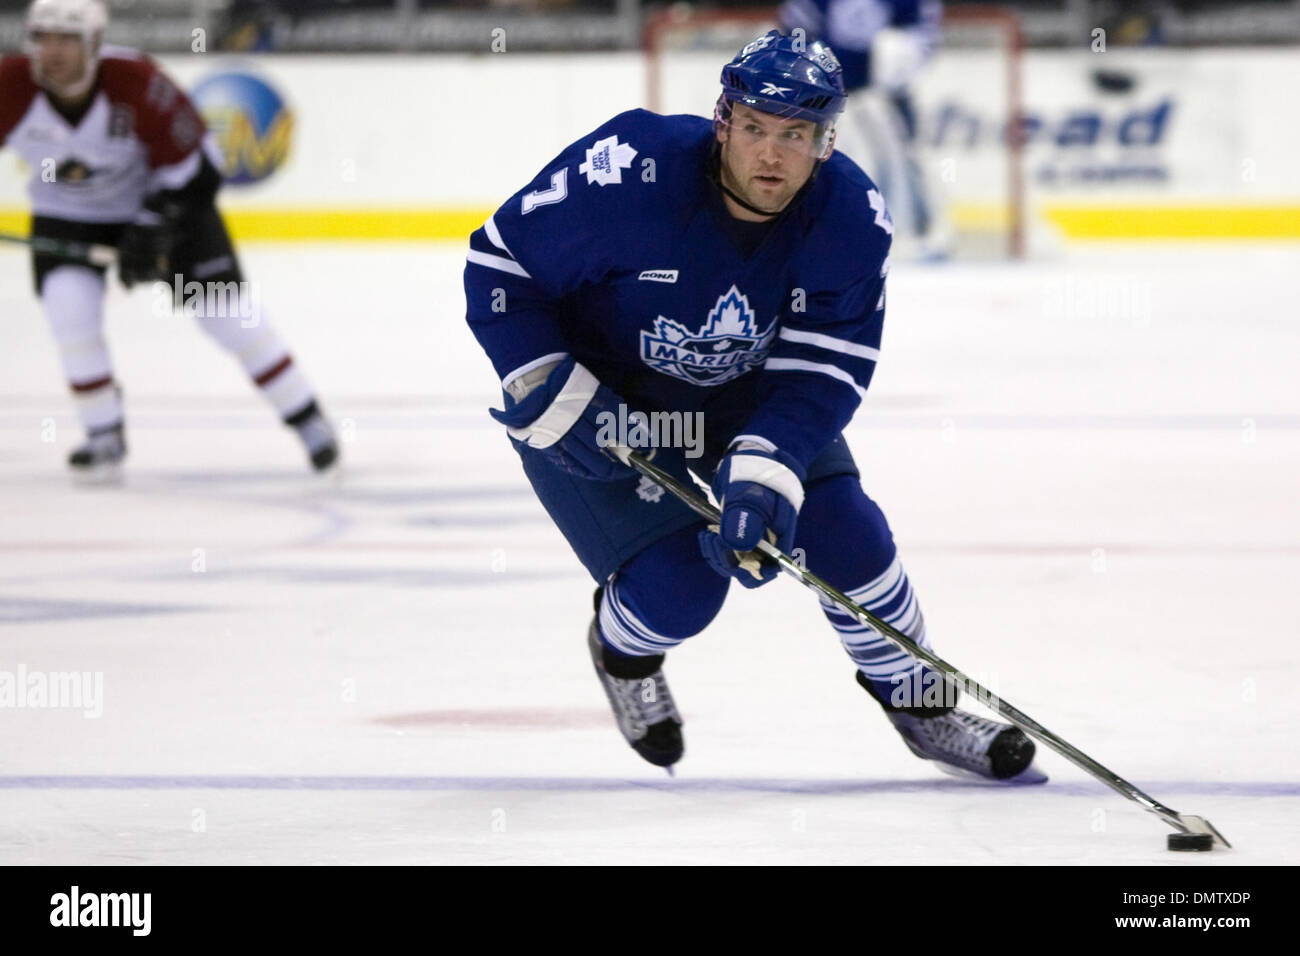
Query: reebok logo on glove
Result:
<box><xmin>699</xmin><ymin>442</ymin><xmax>806</xmax><ymax>589</ymax></box>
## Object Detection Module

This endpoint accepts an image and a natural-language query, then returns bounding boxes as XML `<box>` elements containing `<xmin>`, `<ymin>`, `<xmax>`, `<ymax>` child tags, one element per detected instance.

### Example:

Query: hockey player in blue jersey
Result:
<box><xmin>780</xmin><ymin>0</ymin><xmax>946</xmax><ymax>257</ymax></box>
<box><xmin>464</xmin><ymin>32</ymin><xmax>1044</xmax><ymax>784</ymax></box>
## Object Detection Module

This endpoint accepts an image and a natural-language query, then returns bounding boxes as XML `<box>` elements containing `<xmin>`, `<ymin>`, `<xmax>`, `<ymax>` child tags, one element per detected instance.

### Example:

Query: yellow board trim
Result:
<box><xmin>3</xmin><ymin>204</ymin><xmax>1299</xmax><ymax>242</ymax></box>
<box><xmin>221</xmin><ymin>207</ymin><xmax>495</xmax><ymax>242</ymax></box>
<box><xmin>0</xmin><ymin>207</ymin><xmax>495</xmax><ymax>243</ymax></box>
<box><xmin>1043</xmin><ymin>204</ymin><xmax>1300</xmax><ymax>239</ymax></box>
<box><xmin>0</xmin><ymin>209</ymin><xmax>30</xmax><ymax>234</ymax></box>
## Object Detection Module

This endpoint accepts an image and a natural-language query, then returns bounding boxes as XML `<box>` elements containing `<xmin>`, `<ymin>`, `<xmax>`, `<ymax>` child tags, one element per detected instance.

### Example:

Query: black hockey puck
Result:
<box><xmin>1167</xmin><ymin>832</ymin><xmax>1214</xmax><ymax>851</ymax></box>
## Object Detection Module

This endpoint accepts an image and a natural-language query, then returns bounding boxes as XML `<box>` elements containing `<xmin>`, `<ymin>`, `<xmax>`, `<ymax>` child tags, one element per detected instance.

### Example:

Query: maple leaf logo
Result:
<box><xmin>652</xmin><ymin>315</ymin><xmax>690</xmax><ymax>345</ymax></box>
<box><xmin>579</xmin><ymin>135</ymin><xmax>637</xmax><ymax>187</ymax></box>
<box><xmin>702</xmin><ymin>285</ymin><xmax>757</xmax><ymax>339</ymax></box>
<box><xmin>638</xmin><ymin>285</ymin><xmax>775</xmax><ymax>387</ymax></box>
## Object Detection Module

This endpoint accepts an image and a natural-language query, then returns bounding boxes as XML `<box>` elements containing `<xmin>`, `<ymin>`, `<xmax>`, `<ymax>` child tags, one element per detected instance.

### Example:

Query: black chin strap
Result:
<box><xmin>707</xmin><ymin>143</ymin><xmax>820</xmax><ymax>222</ymax></box>
<box><xmin>716</xmin><ymin>180</ymin><xmax>782</xmax><ymax>219</ymax></box>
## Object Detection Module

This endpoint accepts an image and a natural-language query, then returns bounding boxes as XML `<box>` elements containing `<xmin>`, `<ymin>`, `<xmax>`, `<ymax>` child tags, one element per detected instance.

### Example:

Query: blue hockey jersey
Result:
<box><xmin>779</xmin><ymin>0</ymin><xmax>941</xmax><ymax>91</ymax></box>
<box><xmin>464</xmin><ymin>109</ymin><xmax>893</xmax><ymax>472</ymax></box>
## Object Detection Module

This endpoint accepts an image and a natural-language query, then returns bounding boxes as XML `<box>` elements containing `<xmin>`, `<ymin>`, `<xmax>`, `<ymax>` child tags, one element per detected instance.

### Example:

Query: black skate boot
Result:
<box><xmin>588</xmin><ymin>589</ymin><xmax>683</xmax><ymax>770</ymax></box>
<box><xmin>68</xmin><ymin>422</ymin><xmax>126</xmax><ymax>481</ymax></box>
<box><xmin>857</xmin><ymin>670</ymin><xmax>1047</xmax><ymax>784</ymax></box>
<box><xmin>285</xmin><ymin>400</ymin><xmax>339</xmax><ymax>471</ymax></box>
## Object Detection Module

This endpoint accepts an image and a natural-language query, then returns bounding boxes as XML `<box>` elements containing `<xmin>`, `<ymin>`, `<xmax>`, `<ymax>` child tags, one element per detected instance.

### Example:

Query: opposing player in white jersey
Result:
<box><xmin>780</xmin><ymin>0</ymin><xmax>947</xmax><ymax>258</ymax></box>
<box><xmin>0</xmin><ymin>0</ymin><xmax>338</xmax><ymax>477</ymax></box>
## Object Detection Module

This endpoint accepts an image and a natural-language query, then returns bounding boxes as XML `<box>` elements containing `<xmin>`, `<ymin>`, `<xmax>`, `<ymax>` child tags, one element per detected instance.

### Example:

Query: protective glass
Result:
<box><xmin>715</xmin><ymin>96</ymin><xmax>837</xmax><ymax>161</ymax></box>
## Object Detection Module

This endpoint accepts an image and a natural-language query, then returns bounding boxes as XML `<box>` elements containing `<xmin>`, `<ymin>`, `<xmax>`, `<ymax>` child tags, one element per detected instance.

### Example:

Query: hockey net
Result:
<box><xmin>644</xmin><ymin>5</ymin><xmax>1025</xmax><ymax>258</ymax></box>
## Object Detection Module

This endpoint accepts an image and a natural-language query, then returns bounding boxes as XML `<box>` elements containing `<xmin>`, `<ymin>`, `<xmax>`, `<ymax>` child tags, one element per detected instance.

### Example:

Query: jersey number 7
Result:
<box><xmin>522</xmin><ymin>169</ymin><xmax>569</xmax><ymax>215</ymax></box>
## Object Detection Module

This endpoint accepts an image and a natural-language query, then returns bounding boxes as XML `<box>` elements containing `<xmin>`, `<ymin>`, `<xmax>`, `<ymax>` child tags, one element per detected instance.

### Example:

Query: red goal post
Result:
<box><xmin>643</xmin><ymin>5</ymin><xmax>1025</xmax><ymax>258</ymax></box>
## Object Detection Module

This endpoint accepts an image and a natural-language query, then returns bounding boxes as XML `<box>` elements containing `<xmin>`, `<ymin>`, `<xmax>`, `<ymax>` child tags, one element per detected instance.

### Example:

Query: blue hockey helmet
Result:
<box><xmin>716</xmin><ymin>30</ymin><xmax>847</xmax><ymax>158</ymax></box>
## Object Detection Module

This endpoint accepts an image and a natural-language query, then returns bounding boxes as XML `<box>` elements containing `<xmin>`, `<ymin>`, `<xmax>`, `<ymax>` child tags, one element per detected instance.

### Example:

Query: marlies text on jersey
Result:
<box><xmin>639</xmin><ymin>285</ymin><xmax>776</xmax><ymax>387</ymax></box>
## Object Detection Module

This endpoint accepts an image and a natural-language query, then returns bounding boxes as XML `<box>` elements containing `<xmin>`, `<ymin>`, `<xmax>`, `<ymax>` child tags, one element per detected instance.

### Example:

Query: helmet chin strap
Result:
<box><xmin>716</xmin><ymin>179</ymin><xmax>782</xmax><ymax>220</ymax></box>
<box><xmin>709</xmin><ymin>141</ymin><xmax>821</xmax><ymax>221</ymax></box>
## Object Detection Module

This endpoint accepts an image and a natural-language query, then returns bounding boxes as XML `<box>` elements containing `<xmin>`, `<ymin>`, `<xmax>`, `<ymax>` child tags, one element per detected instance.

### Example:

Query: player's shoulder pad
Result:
<box><xmin>0</xmin><ymin>53</ymin><xmax>38</xmax><ymax>97</ymax></box>
<box><xmin>97</xmin><ymin>48</ymin><xmax>204</xmax><ymax>162</ymax></box>
<box><xmin>506</xmin><ymin>108</ymin><xmax>707</xmax><ymax>227</ymax></box>
<box><xmin>818</xmin><ymin>149</ymin><xmax>889</xmax><ymax>226</ymax></box>
<box><xmin>0</xmin><ymin>53</ymin><xmax>35</xmax><ymax>85</ymax></box>
<box><xmin>801</xmin><ymin>150</ymin><xmax>893</xmax><ymax>282</ymax></box>
<box><xmin>97</xmin><ymin>47</ymin><xmax>170</xmax><ymax>105</ymax></box>
<box><xmin>556</xmin><ymin>108</ymin><xmax>708</xmax><ymax>191</ymax></box>
<box><xmin>581</xmin><ymin>108</ymin><xmax>708</xmax><ymax>153</ymax></box>
<box><xmin>0</xmin><ymin>55</ymin><xmax>40</xmax><ymax>141</ymax></box>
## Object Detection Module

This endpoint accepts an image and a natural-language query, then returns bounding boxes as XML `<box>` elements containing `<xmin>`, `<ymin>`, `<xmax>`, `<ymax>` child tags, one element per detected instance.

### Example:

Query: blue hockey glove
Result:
<box><xmin>489</xmin><ymin>356</ymin><xmax>633</xmax><ymax>481</ymax></box>
<box><xmin>699</xmin><ymin>443</ymin><xmax>805</xmax><ymax>588</ymax></box>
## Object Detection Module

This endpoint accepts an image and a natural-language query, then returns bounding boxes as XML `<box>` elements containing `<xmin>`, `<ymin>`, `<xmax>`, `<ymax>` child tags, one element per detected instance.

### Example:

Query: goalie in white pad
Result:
<box><xmin>781</xmin><ymin>0</ymin><xmax>951</xmax><ymax>259</ymax></box>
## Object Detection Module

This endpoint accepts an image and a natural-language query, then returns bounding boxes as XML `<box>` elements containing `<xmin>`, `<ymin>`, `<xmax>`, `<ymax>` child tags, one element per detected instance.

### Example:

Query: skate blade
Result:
<box><xmin>313</xmin><ymin>459</ymin><xmax>344</xmax><ymax>486</ymax></box>
<box><xmin>934</xmin><ymin>761</ymin><xmax>1049</xmax><ymax>786</ymax></box>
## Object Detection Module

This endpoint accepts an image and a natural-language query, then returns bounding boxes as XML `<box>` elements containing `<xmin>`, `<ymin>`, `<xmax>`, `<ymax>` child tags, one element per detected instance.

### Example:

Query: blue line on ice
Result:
<box><xmin>0</xmin><ymin>776</ymin><xmax>1294</xmax><ymax>796</ymax></box>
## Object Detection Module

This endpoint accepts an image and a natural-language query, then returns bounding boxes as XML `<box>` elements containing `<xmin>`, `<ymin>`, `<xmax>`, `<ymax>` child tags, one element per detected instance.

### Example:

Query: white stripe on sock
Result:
<box><xmin>598</xmin><ymin>583</ymin><xmax>681</xmax><ymax>657</ymax></box>
<box><xmin>72</xmin><ymin>383</ymin><xmax>122</xmax><ymax>432</ymax></box>
<box><xmin>822</xmin><ymin>559</ymin><xmax>933</xmax><ymax>678</ymax></box>
<box><xmin>260</xmin><ymin>364</ymin><xmax>315</xmax><ymax>419</ymax></box>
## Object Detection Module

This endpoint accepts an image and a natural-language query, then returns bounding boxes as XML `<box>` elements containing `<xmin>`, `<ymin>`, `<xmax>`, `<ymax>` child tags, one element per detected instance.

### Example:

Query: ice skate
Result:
<box><xmin>588</xmin><ymin>616</ymin><xmax>683</xmax><ymax>770</ymax></box>
<box><xmin>288</xmin><ymin>402</ymin><xmax>339</xmax><ymax>472</ymax></box>
<box><xmin>67</xmin><ymin>423</ymin><xmax>125</xmax><ymax>483</ymax></box>
<box><xmin>858</xmin><ymin>671</ymin><xmax>1047</xmax><ymax>784</ymax></box>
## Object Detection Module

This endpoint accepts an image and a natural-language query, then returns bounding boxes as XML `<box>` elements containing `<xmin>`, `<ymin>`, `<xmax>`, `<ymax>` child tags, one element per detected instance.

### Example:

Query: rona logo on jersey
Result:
<box><xmin>640</xmin><ymin>285</ymin><xmax>776</xmax><ymax>386</ymax></box>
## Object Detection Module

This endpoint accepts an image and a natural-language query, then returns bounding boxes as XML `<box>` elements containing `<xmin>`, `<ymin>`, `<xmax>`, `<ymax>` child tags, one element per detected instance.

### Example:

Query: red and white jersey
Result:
<box><xmin>0</xmin><ymin>45</ymin><xmax>214</xmax><ymax>223</ymax></box>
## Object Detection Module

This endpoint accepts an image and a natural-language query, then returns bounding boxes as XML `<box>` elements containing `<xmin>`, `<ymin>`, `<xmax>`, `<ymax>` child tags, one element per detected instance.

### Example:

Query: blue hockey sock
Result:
<box><xmin>796</xmin><ymin>476</ymin><xmax>945</xmax><ymax>708</ymax></box>
<box><xmin>820</xmin><ymin>555</ymin><xmax>943</xmax><ymax>707</ymax></box>
<box><xmin>596</xmin><ymin>524</ymin><xmax>728</xmax><ymax>659</ymax></box>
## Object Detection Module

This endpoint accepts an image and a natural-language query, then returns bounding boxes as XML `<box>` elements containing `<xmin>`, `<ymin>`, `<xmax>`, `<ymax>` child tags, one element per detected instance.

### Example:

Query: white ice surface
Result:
<box><xmin>0</xmin><ymin>242</ymin><xmax>1297</xmax><ymax>865</ymax></box>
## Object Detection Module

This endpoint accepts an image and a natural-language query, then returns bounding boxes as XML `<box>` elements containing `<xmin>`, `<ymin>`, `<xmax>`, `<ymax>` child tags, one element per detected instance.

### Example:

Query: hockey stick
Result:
<box><xmin>0</xmin><ymin>231</ymin><xmax>117</xmax><ymax>268</ymax></box>
<box><xmin>613</xmin><ymin>447</ymin><xmax>1231</xmax><ymax>848</ymax></box>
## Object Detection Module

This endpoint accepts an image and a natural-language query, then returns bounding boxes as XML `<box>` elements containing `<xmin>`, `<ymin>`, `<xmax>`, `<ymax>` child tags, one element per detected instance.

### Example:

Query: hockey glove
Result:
<box><xmin>489</xmin><ymin>356</ymin><xmax>634</xmax><ymax>482</ymax></box>
<box><xmin>118</xmin><ymin>196</ymin><xmax>178</xmax><ymax>289</ymax></box>
<box><xmin>699</xmin><ymin>442</ymin><xmax>805</xmax><ymax>588</ymax></box>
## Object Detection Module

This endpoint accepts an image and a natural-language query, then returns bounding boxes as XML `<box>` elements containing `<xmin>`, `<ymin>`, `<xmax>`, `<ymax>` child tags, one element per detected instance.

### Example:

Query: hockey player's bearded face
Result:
<box><xmin>717</xmin><ymin>105</ymin><xmax>821</xmax><ymax>220</ymax></box>
<box><xmin>31</xmin><ymin>31</ymin><xmax>88</xmax><ymax>97</ymax></box>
